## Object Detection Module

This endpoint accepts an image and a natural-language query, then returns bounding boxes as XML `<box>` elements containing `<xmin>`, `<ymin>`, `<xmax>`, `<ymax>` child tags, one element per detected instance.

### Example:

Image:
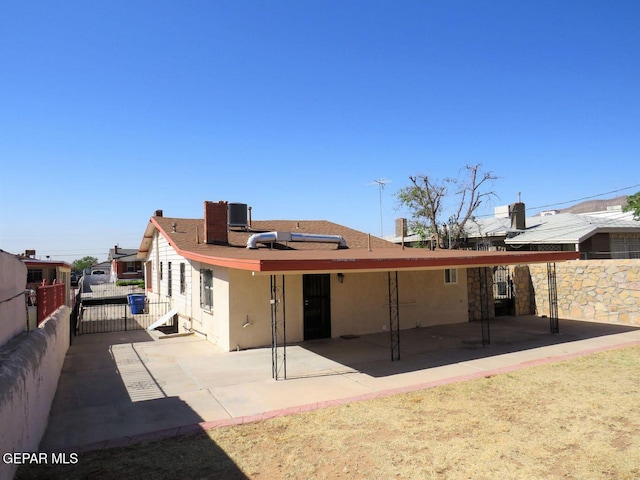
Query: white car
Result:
<box><xmin>89</xmin><ymin>269</ymin><xmax>109</xmax><ymax>284</ymax></box>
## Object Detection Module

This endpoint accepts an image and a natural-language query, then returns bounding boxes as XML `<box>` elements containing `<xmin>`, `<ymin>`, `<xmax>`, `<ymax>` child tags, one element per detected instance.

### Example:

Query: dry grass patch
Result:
<box><xmin>18</xmin><ymin>346</ymin><xmax>640</xmax><ymax>479</ymax></box>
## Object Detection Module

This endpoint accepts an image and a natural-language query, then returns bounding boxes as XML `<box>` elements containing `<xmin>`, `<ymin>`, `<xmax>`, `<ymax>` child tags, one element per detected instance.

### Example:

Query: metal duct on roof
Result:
<box><xmin>246</xmin><ymin>231</ymin><xmax>347</xmax><ymax>249</ymax></box>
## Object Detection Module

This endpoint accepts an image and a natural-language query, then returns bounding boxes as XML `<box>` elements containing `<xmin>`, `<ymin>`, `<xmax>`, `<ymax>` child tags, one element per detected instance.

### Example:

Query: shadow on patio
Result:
<box><xmin>293</xmin><ymin>315</ymin><xmax>640</xmax><ymax>378</ymax></box>
<box><xmin>37</xmin><ymin>329</ymin><xmax>248</xmax><ymax>479</ymax></box>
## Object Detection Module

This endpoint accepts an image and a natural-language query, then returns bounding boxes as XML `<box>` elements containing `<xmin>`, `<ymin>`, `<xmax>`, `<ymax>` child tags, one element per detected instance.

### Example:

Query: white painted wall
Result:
<box><xmin>0</xmin><ymin>250</ymin><xmax>28</xmax><ymax>346</ymax></box>
<box><xmin>0</xmin><ymin>306</ymin><xmax>70</xmax><ymax>480</ymax></box>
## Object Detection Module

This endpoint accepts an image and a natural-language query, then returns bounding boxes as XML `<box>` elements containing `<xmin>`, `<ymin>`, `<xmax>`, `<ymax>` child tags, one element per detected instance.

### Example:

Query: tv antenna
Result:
<box><xmin>369</xmin><ymin>178</ymin><xmax>391</xmax><ymax>237</ymax></box>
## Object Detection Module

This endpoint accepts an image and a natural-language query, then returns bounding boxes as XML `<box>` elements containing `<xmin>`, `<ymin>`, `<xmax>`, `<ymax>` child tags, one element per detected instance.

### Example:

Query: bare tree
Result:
<box><xmin>396</xmin><ymin>164</ymin><xmax>498</xmax><ymax>248</ymax></box>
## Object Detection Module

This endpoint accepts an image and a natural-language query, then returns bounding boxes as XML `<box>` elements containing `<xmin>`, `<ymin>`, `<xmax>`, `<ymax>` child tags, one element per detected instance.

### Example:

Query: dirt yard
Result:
<box><xmin>17</xmin><ymin>346</ymin><xmax>640</xmax><ymax>479</ymax></box>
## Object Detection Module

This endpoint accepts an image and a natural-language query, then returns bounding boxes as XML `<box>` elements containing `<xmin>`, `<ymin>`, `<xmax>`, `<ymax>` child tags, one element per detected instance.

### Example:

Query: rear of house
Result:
<box><xmin>138</xmin><ymin>201</ymin><xmax>578</xmax><ymax>353</ymax></box>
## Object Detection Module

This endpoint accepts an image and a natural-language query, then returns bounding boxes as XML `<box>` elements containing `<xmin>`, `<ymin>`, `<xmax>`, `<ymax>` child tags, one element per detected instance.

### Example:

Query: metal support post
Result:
<box><xmin>480</xmin><ymin>267</ymin><xmax>491</xmax><ymax>345</ymax></box>
<box><xmin>270</xmin><ymin>275</ymin><xmax>287</xmax><ymax>380</ymax></box>
<box><xmin>388</xmin><ymin>271</ymin><xmax>400</xmax><ymax>361</ymax></box>
<box><xmin>547</xmin><ymin>262</ymin><xmax>559</xmax><ymax>334</ymax></box>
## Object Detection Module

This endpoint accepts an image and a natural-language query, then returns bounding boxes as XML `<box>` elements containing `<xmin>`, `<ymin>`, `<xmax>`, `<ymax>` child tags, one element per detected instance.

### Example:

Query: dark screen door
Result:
<box><xmin>303</xmin><ymin>274</ymin><xmax>331</xmax><ymax>340</ymax></box>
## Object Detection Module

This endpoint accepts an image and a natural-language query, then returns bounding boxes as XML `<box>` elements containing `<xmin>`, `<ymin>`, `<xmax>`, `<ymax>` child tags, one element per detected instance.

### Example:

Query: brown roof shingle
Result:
<box><xmin>138</xmin><ymin>215</ymin><xmax>580</xmax><ymax>272</ymax></box>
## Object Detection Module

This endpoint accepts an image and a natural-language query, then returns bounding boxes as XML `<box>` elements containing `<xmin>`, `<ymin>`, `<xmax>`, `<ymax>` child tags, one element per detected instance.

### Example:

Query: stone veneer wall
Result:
<box><xmin>520</xmin><ymin>260</ymin><xmax>640</xmax><ymax>326</ymax></box>
<box><xmin>467</xmin><ymin>267</ymin><xmax>495</xmax><ymax>321</ymax></box>
<box><xmin>512</xmin><ymin>265</ymin><xmax>536</xmax><ymax>316</ymax></box>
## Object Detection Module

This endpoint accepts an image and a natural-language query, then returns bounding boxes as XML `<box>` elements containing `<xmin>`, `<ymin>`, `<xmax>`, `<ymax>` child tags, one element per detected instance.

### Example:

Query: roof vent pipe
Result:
<box><xmin>247</xmin><ymin>231</ymin><xmax>347</xmax><ymax>249</ymax></box>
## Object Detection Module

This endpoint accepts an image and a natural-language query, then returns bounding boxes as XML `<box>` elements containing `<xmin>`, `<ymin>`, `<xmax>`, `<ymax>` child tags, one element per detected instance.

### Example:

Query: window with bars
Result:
<box><xmin>611</xmin><ymin>234</ymin><xmax>640</xmax><ymax>259</ymax></box>
<box><xmin>27</xmin><ymin>269</ymin><xmax>43</xmax><ymax>283</ymax></box>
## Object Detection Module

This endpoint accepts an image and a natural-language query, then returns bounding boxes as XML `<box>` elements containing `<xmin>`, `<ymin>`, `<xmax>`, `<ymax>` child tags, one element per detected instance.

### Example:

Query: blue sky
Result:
<box><xmin>1</xmin><ymin>1</ymin><xmax>639</xmax><ymax>263</ymax></box>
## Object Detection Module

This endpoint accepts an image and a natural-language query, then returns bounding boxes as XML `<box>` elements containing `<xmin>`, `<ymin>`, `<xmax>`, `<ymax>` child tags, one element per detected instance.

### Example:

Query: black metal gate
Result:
<box><xmin>75</xmin><ymin>283</ymin><xmax>171</xmax><ymax>335</ymax></box>
<box><xmin>493</xmin><ymin>266</ymin><xmax>514</xmax><ymax>316</ymax></box>
<box><xmin>77</xmin><ymin>299</ymin><xmax>172</xmax><ymax>334</ymax></box>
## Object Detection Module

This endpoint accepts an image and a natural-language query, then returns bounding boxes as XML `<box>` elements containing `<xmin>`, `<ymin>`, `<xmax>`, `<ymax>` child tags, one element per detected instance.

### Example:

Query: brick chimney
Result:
<box><xmin>509</xmin><ymin>202</ymin><xmax>526</xmax><ymax>230</ymax></box>
<box><xmin>204</xmin><ymin>201</ymin><xmax>228</xmax><ymax>244</ymax></box>
<box><xmin>395</xmin><ymin>218</ymin><xmax>407</xmax><ymax>238</ymax></box>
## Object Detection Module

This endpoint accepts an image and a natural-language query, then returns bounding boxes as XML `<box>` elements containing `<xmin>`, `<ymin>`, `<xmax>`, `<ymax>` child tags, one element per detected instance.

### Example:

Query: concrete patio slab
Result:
<box><xmin>39</xmin><ymin>315</ymin><xmax>640</xmax><ymax>452</ymax></box>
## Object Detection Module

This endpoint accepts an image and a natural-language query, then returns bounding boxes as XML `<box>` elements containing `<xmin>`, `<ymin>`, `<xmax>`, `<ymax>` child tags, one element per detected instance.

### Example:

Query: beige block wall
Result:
<box><xmin>0</xmin><ymin>306</ymin><xmax>70</xmax><ymax>480</ymax></box>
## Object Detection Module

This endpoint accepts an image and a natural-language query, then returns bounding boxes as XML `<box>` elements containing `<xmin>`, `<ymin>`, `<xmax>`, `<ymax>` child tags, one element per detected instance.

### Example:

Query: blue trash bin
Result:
<box><xmin>128</xmin><ymin>294</ymin><xmax>146</xmax><ymax>314</ymax></box>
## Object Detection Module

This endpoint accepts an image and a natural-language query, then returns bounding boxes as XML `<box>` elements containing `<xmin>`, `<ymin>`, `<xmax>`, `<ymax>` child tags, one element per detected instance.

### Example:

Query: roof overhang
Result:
<box><xmin>21</xmin><ymin>259</ymin><xmax>72</xmax><ymax>269</ymax></box>
<box><xmin>243</xmin><ymin>250</ymin><xmax>580</xmax><ymax>275</ymax></box>
<box><xmin>137</xmin><ymin>216</ymin><xmax>580</xmax><ymax>274</ymax></box>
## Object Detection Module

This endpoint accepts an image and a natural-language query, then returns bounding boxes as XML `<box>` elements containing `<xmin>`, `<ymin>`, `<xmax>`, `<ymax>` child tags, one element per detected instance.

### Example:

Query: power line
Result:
<box><xmin>470</xmin><ymin>183</ymin><xmax>639</xmax><ymax>220</ymax></box>
<box><xmin>527</xmin><ymin>184</ymin><xmax>640</xmax><ymax>211</ymax></box>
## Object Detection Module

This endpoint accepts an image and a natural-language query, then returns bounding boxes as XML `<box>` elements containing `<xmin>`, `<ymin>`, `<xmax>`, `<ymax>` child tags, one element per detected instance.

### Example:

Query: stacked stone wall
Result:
<box><xmin>467</xmin><ymin>267</ymin><xmax>495</xmax><ymax>321</ymax></box>
<box><xmin>512</xmin><ymin>265</ymin><xmax>536</xmax><ymax>316</ymax></box>
<box><xmin>525</xmin><ymin>260</ymin><xmax>640</xmax><ymax>325</ymax></box>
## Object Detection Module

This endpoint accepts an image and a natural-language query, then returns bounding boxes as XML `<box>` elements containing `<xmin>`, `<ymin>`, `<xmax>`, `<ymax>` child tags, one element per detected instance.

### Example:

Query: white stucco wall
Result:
<box><xmin>0</xmin><ymin>306</ymin><xmax>70</xmax><ymax>480</ymax></box>
<box><xmin>0</xmin><ymin>250</ymin><xmax>28</xmax><ymax>346</ymax></box>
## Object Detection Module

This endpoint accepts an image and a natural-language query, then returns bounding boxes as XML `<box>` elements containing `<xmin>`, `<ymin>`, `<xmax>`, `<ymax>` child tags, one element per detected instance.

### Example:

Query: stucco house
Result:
<box><xmin>18</xmin><ymin>252</ymin><xmax>72</xmax><ymax>309</ymax></box>
<box><xmin>137</xmin><ymin>201</ymin><xmax>578</xmax><ymax>358</ymax></box>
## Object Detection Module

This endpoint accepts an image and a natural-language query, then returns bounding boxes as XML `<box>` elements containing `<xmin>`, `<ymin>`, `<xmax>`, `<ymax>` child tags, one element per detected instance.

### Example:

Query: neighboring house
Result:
<box><xmin>17</xmin><ymin>252</ymin><xmax>72</xmax><ymax>306</ymax></box>
<box><xmin>464</xmin><ymin>203</ymin><xmax>640</xmax><ymax>259</ymax></box>
<box><xmin>389</xmin><ymin>203</ymin><xmax>640</xmax><ymax>259</ymax></box>
<box><xmin>137</xmin><ymin>201</ymin><xmax>578</xmax><ymax>353</ymax></box>
<box><xmin>107</xmin><ymin>245</ymin><xmax>144</xmax><ymax>281</ymax></box>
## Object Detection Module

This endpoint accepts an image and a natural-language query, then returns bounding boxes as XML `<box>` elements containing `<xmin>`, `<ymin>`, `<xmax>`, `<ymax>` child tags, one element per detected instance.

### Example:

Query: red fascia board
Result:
<box><xmin>181</xmin><ymin>251</ymin><xmax>263</xmax><ymax>270</ymax></box>
<box><xmin>23</xmin><ymin>260</ymin><xmax>71</xmax><ymax>268</ymax></box>
<box><xmin>252</xmin><ymin>251</ymin><xmax>580</xmax><ymax>272</ymax></box>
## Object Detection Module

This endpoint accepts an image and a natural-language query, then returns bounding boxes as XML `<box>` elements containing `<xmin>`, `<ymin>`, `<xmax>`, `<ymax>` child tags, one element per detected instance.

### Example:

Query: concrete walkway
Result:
<box><xmin>40</xmin><ymin>315</ymin><xmax>640</xmax><ymax>452</ymax></box>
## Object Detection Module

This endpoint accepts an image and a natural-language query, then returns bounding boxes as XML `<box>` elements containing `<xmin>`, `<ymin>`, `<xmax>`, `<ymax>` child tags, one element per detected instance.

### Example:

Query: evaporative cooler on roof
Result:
<box><xmin>228</xmin><ymin>203</ymin><xmax>249</xmax><ymax>228</ymax></box>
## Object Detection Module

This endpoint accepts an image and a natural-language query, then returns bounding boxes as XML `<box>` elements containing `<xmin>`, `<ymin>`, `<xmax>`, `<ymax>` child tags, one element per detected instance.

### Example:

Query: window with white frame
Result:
<box><xmin>180</xmin><ymin>263</ymin><xmax>186</xmax><ymax>294</ymax></box>
<box><xmin>200</xmin><ymin>268</ymin><xmax>213</xmax><ymax>310</ymax></box>
<box><xmin>167</xmin><ymin>262</ymin><xmax>172</xmax><ymax>297</ymax></box>
<box><xmin>444</xmin><ymin>268</ymin><xmax>458</xmax><ymax>284</ymax></box>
